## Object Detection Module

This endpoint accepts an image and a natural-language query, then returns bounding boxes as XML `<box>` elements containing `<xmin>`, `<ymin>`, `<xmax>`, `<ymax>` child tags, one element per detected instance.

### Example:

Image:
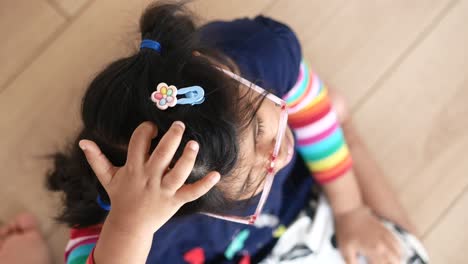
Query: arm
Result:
<box><xmin>93</xmin><ymin>215</ymin><xmax>154</xmax><ymax>264</ymax></box>
<box><xmin>321</xmin><ymin>170</ymin><xmax>363</xmax><ymax>216</ymax></box>
<box><xmin>68</xmin><ymin>121</ymin><xmax>219</xmax><ymax>263</ymax></box>
<box><xmin>65</xmin><ymin>225</ymin><xmax>100</xmax><ymax>264</ymax></box>
<box><xmin>326</xmin><ymin>90</ymin><xmax>417</xmax><ymax>235</ymax></box>
<box><xmin>285</xmin><ymin>60</ymin><xmax>402</xmax><ymax>263</ymax></box>
<box><xmin>283</xmin><ymin>60</ymin><xmax>361</xmax><ymax>213</ymax></box>
<box><xmin>65</xmin><ymin>219</ymin><xmax>154</xmax><ymax>264</ymax></box>
<box><xmin>342</xmin><ymin>119</ymin><xmax>418</xmax><ymax>236</ymax></box>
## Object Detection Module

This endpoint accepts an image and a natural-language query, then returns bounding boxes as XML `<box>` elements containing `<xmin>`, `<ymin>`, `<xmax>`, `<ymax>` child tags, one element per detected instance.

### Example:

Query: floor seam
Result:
<box><xmin>46</xmin><ymin>0</ymin><xmax>72</xmax><ymax>20</ymax></box>
<box><xmin>0</xmin><ymin>0</ymin><xmax>96</xmax><ymax>94</ymax></box>
<box><xmin>351</xmin><ymin>0</ymin><xmax>462</xmax><ymax>114</ymax></box>
<box><xmin>261</xmin><ymin>0</ymin><xmax>279</xmax><ymax>14</ymax></box>
<box><xmin>422</xmin><ymin>180</ymin><xmax>468</xmax><ymax>239</ymax></box>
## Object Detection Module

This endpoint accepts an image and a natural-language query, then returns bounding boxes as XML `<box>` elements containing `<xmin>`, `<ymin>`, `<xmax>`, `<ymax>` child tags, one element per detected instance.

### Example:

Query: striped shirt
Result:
<box><xmin>283</xmin><ymin>60</ymin><xmax>353</xmax><ymax>183</ymax></box>
<box><xmin>65</xmin><ymin>225</ymin><xmax>100</xmax><ymax>264</ymax></box>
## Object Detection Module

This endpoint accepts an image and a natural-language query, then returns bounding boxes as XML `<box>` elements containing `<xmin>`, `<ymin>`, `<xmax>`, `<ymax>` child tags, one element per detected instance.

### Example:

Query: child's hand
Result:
<box><xmin>79</xmin><ymin>121</ymin><xmax>220</xmax><ymax>233</ymax></box>
<box><xmin>334</xmin><ymin>206</ymin><xmax>402</xmax><ymax>264</ymax></box>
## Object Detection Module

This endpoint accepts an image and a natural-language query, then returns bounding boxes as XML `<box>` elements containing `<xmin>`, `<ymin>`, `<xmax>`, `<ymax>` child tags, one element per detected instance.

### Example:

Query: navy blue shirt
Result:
<box><xmin>146</xmin><ymin>16</ymin><xmax>314</xmax><ymax>264</ymax></box>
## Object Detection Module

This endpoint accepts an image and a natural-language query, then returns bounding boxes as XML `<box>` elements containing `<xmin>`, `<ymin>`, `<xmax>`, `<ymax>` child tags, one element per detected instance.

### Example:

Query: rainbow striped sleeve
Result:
<box><xmin>283</xmin><ymin>60</ymin><xmax>353</xmax><ymax>183</ymax></box>
<box><xmin>65</xmin><ymin>225</ymin><xmax>101</xmax><ymax>264</ymax></box>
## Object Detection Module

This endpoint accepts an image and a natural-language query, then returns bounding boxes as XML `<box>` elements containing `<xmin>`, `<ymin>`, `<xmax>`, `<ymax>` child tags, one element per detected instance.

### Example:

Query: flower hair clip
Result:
<box><xmin>151</xmin><ymin>83</ymin><xmax>205</xmax><ymax>110</ymax></box>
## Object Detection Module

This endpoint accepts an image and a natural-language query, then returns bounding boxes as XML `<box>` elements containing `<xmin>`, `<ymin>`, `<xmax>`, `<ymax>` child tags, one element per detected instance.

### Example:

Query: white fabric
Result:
<box><xmin>260</xmin><ymin>196</ymin><xmax>430</xmax><ymax>264</ymax></box>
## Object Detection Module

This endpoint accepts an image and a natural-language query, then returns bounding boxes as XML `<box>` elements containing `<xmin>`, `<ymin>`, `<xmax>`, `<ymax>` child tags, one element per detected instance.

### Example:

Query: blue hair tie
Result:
<box><xmin>97</xmin><ymin>194</ymin><xmax>111</xmax><ymax>211</ymax></box>
<box><xmin>140</xmin><ymin>39</ymin><xmax>162</xmax><ymax>53</ymax></box>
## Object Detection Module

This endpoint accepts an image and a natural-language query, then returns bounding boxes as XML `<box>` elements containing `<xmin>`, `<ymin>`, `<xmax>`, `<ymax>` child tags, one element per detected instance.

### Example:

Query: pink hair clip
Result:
<box><xmin>151</xmin><ymin>82</ymin><xmax>205</xmax><ymax>110</ymax></box>
<box><xmin>151</xmin><ymin>83</ymin><xmax>178</xmax><ymax>110</ymax></box>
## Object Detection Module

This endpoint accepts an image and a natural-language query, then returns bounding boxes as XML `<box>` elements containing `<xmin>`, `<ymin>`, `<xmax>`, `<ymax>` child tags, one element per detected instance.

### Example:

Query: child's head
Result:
<box><xmin>47</xmin><ymin>2</ymin><xmax>293</xmax><ymax>227</ymax></box>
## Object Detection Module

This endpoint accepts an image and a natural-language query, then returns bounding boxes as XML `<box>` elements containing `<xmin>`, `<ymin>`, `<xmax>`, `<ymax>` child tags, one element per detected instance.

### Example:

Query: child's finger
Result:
<box><xmin>79</xmin><ymin>139</ymin><xmax>117</xmax><ymax>186</ymax></box>
<box><xmin>368</xmin><ymin>252</ymin><xmax>397</xmax><ymax>264</ymax></box>
<box><xmin>368</xmin><ymin>243</ymin><xmax>399</xmax><ymax>264</ymax></box>
<box><xmin>148</xmin><ymin>121</ymin><xmax>185</xmax><ymax>176</ymax></box>
<box><xmin>161</xmin><ymin>141</ymin><xmax>199</xmax><ymax>191</ymax></box>
<box><xmin>126</xmin><ymin>122</ymin><xmax>158</xmax><ymax>166</ymax></box>
<box><xmin>175</xmin><ymin>172</ymin><xmax>220</xmax><ymax>203</ymax></box>
<box><xmin>341</xmin><ymin>245</ymin><xmax>358</xmax><ymax>264</ymax></box>
<box><xmin>383</xmin><ymin>232</ymin><xmax>402</xmax><ymax>260</ymax></box>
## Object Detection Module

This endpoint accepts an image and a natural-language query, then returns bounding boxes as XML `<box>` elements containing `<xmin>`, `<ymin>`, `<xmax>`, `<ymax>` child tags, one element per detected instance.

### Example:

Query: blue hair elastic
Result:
<box><xmin>140</xmin><ymin>39</ymin><xmax>162</xmax><ymax>53</ymax></box>
<box><xmin>97</xmin><ymin>194</ymin><xmax>111</xmax><ymax>211</ymax></box>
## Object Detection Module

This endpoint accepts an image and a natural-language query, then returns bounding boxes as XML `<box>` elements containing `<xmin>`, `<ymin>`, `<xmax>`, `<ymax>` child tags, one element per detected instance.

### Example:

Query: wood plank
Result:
<box><xmin>0</xmin><ymin>0</ymin><xmax>273</xmax><ymax>236</ymax></box>
<box><xmin>353</xmin><ymin>0</ymin><xmax>468</xmax><ymax>235</ymax></box>
<box><xmin>51</xmin><ymin>0</ymin><xmax>91</xmax><ymax>17</ymax></box>
<box><xmin>188</xmin><ymin>0</ymin><xmax>274</xmax><ymax>22</ymax></box>
<box><xmin>0</xmin><ymin>169</ymin><xmax>63</xmax><ymax>234</ymax></box>
<box><xmin>267</xmin><ymin>0</ymin><xmax>453</xmax><ymax>108</ymax></box>
<box><xmin>423</xmin><ymin>190</ymin><xmax>468</xmax><ymax>263</ymax></box>
<box><xmin>46</xmin><ymin>224</ymin><xmax>69</xmax><ymax>264</ymax></box>
<box><xmin>0</xmin><ymin>0</ymin><xmax>65</xmax><ymax>89</ymax></box>
<box><xmin>264</xmin><ymin>0</ymin><xmax>346</xmax><ymax>45</ymax></box>
<box><xmin>0</xmin><ymin>0</ymin><xmax>152</xmax><ymax>235</ymax></box>
<box><xmin>3</xmin><ymin>0</ymin><xmax>465</xmax><ymax>259</ymax></box>
<box><xmin>400</xmin><ymin>78</ymin><xmax>468</xmax><ymax>236</ymax></box>
<box><xmin>0</xmin><ymin>189</ymin><xmax>27</xmax><ymax>224</ymax></box>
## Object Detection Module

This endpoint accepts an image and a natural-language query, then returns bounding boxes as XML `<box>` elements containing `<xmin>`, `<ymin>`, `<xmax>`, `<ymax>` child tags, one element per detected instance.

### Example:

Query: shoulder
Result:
<box><xmin>199</xmin><ymin>16</ymin><xmax>302</xmax><ymax>96</ymax></box>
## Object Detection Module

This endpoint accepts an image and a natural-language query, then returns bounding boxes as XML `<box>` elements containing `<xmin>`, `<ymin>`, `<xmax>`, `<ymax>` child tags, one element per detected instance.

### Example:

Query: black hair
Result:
<box><xmin>46</xmin><ymin>1</ymin><xmax>264</xmax><ymax>227</ymax></box>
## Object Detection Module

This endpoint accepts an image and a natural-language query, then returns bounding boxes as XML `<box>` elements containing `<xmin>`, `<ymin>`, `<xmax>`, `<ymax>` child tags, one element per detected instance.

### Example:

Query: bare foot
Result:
<box><xmin>0</xmin><ymin>213</ymin><xmax>51</xmax><ymax>264</ymax></box>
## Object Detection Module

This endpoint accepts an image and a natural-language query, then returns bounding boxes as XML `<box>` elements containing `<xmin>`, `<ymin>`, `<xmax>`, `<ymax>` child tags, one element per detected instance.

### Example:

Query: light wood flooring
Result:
<box><xmin>1</xmin><ymin>0</ymin><xmax>467</xmax><ymax>263</ymax></box>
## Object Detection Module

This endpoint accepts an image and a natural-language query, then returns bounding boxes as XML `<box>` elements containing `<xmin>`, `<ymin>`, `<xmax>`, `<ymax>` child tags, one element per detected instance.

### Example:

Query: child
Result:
<box><xmin>47</xmin><ymin>2</ymin><xmax>428</xmax><ymax>263</ymax></box>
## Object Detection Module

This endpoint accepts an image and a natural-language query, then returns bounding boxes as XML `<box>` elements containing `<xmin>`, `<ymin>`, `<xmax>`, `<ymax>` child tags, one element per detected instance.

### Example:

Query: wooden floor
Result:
<box><xmin>1</xmin><ymin>0</ymin><xmax>466</xmax><ymax>263</ymax></box>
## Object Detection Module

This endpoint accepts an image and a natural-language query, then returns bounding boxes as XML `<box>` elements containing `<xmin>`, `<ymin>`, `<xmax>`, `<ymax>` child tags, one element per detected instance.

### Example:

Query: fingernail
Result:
<box><xmin>78</xmin><ymin>141</ymin><xmax>87</xmax><ymax>151</ymax></box>
<box><xmin>210</xmin><ymin>173</ymin><xmax>220</xmax><ymax>184</ymax></box>
<box><xmin>189</xmin><ymin>141</ymin><xmax>199</xmax><ymax>151</ymax></box>
<box><xmin>173</xmin><ymin>121</ymin><xmax>185</xmax><ymax>129</ymax></box>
